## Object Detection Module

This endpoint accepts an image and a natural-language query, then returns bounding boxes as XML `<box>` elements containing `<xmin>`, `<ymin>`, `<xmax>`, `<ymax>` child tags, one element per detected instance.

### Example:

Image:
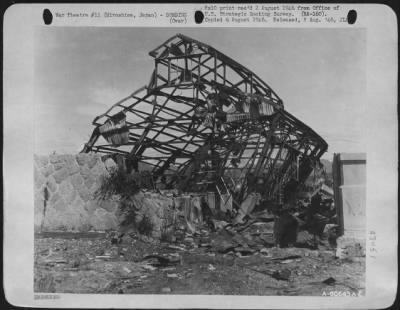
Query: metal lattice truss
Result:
<box><xmin>82</xmin><ymin>34</ymin><xmax>328</xmax><ymax>204</ymax></box>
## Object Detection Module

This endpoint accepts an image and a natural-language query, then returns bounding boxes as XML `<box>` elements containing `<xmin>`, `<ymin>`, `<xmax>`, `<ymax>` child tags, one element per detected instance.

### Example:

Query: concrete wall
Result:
<box><xmin>332</xmin><ymin>153</ymin><xmax>366</xmax><ymax>258</ymax></box>
<box><xmin>34</xmin><ymin>154</ymin><xmax>120</xmax><ymax>232</ymax></box>
<box><xmin>332</xmin><ymin>153</ymin><xmax>366</xmax><ymax>239</ymax></box>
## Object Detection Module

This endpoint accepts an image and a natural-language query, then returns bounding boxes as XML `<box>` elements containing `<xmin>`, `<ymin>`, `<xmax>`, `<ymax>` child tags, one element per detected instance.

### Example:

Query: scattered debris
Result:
<box><xmin>322</xmin><ymin>277</ymin><xmax>336</xmax><ymax>285</ymax></box>
<box><xmin>161</xmin><ymin>287</ymin><xmax>172</xmax><ymax>293</ymax></box>
<box><xmin>63</xmin><ymin>267</ymin><xmax>79</xmax><ymax>271</ymax></box>
<box><xmin>40</xmin><ymin>249</ymin><xmax>50</xmax><ymax>256</ymax></box>
<box><xmin>211</xmin><ymin>232</ymin><xmax>239</xmax><ymax>254</ymax></box>
<box><xmin>45</xmin><ymin>258</ymin><xmax>67</xmax><ymax>264</ymax></box>
<box><xmin>35</xmin><ymin>232</ymin><xmax>365</xmax><ymax>295</ymax></box>
<box><xmin>95</xmin><ymin>255</ymin><xmax>111</xmax><ymax>260</ymax></box>
<box><xmin>142</xmin><ymin>265</ymin><xmax>157</xmax><ymax>271</ymax></box>
<box><xmin>167</xmin><ymin>245</ymin><xmax>186</xmax><ymax>252</ymax></box>
<box><xmin>272</xmin><ymin>269</ymin><xmax>291</xmax><ymax>281</ymax></box>
<box><xmin>234</xmin><ymin>246</ymin><xmax>255</xmax><ymax>256</ymax></box>
<box><xmin>271</xmin><ymin>255</ymin><xmax>302</xmax><ymax>262</ymax></box>
<box><xmin>69</xmin><ymin>259</ymin><xmax>80</xmax><ymax>267</ymax></box>
<box><xmin>142</xmin><ymin>255</ymin><xmax>180</xmax><ymax>267</ymax></box>
<box><xmin>280</xmin><ymin>259</ymin><xmax>294</xmax><ymax>264</ymax></box>
<box><xmin>336</xmin><ymin>238</ymin><xmax>365</xmax><ymax>259</ymax></box>
<box><xmin>211</xmin><ymin>219</ymin><xmax>231</xmax><ymax>231</ymax></box>
<box><xmin>111</xmin><ymin>235</ymin><xmax>121</xmax><ymax>245</ymax></box>
<box><xmin>260</xmin><ymin>248</ymin><xmax>269</xmax><ymax>256</ymax></box>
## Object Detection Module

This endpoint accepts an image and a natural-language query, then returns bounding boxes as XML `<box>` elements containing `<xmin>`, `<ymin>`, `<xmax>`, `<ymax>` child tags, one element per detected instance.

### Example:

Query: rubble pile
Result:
<box><xmin>34</xmin><ymin>188</ymin><xmax>365</xmax><ymax>295</ymax></box>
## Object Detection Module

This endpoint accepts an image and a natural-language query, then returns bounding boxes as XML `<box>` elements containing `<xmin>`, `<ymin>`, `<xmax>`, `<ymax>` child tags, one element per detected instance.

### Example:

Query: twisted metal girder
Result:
<box><xmin>82</xmin><ymin>34</ymin><xmax>328</xmax><ymax>204</ymax></box>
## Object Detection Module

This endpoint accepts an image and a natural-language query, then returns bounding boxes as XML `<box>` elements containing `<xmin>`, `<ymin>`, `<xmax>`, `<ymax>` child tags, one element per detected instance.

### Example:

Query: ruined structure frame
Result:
<box><xmin>82</xmin><ymin>33</ymin><xmax>328</xmax><ymax>207</ymax></box>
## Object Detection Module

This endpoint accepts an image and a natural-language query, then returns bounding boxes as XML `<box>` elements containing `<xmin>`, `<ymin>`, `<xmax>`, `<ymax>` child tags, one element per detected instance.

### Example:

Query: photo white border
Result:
<box><xmin>3</xmin><ymin>3</ymin><xmax>398</xmax><ymax>308</ymax></box>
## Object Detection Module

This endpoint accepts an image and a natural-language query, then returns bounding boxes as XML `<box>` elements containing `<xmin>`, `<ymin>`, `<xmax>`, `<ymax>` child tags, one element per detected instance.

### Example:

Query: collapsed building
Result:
<box><xmin>82</xmin><ymin>33</ymin><xmax>328</xmax><ymax>213</ymax></box>
<box><xmin>33</xmin><ymin>35</ymin><xmax>367</xmax><ymax>295</ymax></box>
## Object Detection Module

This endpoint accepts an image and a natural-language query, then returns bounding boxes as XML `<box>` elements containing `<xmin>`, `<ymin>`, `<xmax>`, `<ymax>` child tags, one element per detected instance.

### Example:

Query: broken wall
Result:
<box><xmin>34</xmin><ymin>154</ymin><xmax>197</xmax><ymax>237</ymax></box>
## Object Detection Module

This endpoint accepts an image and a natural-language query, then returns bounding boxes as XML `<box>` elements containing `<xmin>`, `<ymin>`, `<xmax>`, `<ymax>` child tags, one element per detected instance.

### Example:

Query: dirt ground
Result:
<box><xmin>34</xmin><ymin>227</ymin><xmax>365</xmax><ymax>296</ymax></box>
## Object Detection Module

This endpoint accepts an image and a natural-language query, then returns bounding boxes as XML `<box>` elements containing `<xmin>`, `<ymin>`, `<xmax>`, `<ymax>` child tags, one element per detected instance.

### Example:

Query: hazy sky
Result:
<box><xmin>34</xmin><ymin>27</ymin><xmax>366</xmax><ymax>160</ymax></box>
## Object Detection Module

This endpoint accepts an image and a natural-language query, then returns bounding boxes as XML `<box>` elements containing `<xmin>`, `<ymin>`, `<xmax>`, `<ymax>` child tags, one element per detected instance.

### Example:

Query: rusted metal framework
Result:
<box><xmin>82</xmin><ymin>33</ymin><xmax>328</xmax><ymax>206</ymax></box>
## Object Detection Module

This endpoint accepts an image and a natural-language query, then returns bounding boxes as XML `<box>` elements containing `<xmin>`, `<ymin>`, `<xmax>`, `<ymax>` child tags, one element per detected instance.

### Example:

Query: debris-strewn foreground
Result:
<box><xmin>34</xmin><ymin>223</ymin><xmax>365</xmax><ymax>295</ymax></box>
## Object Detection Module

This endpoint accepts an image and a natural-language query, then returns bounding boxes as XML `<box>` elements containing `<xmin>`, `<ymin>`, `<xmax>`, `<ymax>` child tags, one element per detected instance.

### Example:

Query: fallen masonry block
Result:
<box><xmin>272</xmin><ymin>269</ymin><xmax>291</xmax><ymax>281</ymax></box>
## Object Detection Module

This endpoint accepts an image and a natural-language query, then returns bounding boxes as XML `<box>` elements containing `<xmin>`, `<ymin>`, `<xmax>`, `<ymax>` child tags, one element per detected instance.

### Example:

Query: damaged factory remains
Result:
<box><xmin>35</xmin><ymin>34</ymin><xmax>365</xmax><ymax>295</ymax></box>
<box><xmin>82</xmin><ymin>33</ymin><xmax>328</xmax><ymax>222</ymax></box>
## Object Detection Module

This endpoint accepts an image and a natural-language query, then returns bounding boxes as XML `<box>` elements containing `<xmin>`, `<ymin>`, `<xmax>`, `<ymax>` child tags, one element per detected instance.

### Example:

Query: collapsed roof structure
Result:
<box><xmin>82</xmin><ymin>33</ymin><xmax>328</xmax><ymax>207</ymax></box>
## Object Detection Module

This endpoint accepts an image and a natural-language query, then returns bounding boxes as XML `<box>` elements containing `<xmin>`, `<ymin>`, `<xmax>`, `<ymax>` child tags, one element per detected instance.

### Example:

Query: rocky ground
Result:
<box><xmin>34</xmin><ymin>224</ymin><xmax>365</xmax><ymax>296</ymax></box>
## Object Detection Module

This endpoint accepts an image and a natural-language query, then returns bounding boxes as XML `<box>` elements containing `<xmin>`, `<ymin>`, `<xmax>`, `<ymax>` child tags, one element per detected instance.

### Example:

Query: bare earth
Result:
<box><xmin>34</xmin><ymin>229</ymin><xmax>365</xmax><ymax>296</ymax></box>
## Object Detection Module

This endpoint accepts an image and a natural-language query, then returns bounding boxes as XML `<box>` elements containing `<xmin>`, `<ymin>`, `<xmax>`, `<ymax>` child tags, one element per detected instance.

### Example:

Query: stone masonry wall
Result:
<box><xmin>34</xmin><ymin>154</ymin><xmax>178</xmax><ymax>237</ymax></box>
<box><xmin>34</xmin><ymin>154</ymin><xmax>120</xmax><ymax>232</ymax></box>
